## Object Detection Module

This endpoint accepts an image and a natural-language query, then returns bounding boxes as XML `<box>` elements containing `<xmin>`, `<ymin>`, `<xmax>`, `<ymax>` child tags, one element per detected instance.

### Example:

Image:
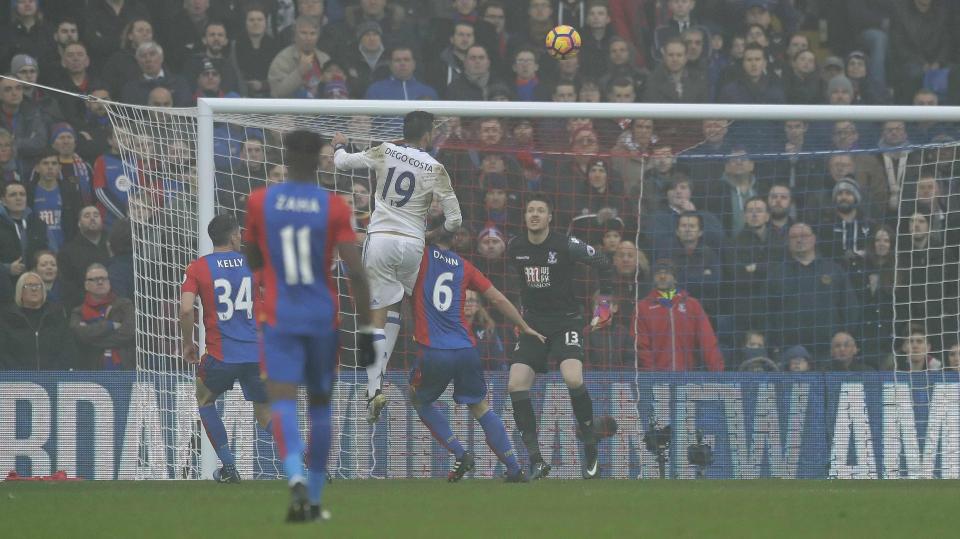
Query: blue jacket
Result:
<box><xmin>365</xmin><ymin>76</ymin><xmax>438</xmax><ymax>101</ymax></box>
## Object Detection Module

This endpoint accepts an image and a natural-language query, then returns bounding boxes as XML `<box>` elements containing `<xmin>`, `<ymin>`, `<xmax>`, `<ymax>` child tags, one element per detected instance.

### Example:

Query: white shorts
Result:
<box><xmin>363</xmin><ymin>233</ymin><xmax>425</xmax><ymax>309</ymax></box>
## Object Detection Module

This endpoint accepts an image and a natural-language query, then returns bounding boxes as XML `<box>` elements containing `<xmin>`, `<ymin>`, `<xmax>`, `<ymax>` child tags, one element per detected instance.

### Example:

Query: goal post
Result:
<box><xmin>104</xmin><ymin>96</ymin><xmax>960</xmax><ymax>480</ymax></box>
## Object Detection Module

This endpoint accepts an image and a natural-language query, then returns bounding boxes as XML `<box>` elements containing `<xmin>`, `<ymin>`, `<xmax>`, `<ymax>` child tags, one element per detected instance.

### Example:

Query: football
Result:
<box><xmin>545</xmin><ymin>25</ymin><xmax>581</xmax><ymax>60</ymax></box>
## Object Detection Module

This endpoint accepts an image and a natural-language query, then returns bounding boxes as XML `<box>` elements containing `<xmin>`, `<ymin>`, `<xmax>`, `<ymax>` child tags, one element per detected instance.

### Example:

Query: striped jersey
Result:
<box><xmin>412</xmin><ymin>245</ymin><xmax>492</xmax><ymax>349</ymax></box>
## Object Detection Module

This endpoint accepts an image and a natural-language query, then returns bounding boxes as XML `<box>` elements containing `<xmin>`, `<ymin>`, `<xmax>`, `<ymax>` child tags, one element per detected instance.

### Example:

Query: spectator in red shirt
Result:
<box><xmin>634</xmin><ymin>259</ymin><xmax>724</xmax><ymax>371</ymax></box>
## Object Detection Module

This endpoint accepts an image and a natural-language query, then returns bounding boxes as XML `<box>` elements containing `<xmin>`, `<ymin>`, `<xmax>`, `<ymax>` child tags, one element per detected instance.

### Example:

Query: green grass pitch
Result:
<box><xmin>3</xmin><ymin>479</ymin><xmax>958</xmax><ymax>538</ymax></box>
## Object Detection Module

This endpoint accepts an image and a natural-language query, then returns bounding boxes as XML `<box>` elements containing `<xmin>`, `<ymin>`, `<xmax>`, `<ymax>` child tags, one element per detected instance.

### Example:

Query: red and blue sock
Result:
<box><xmin>199</xmin><ymin>404</ymin><xmax>235</xmax><ymax>467</ymax></box>
<box><xmin>478</xmin><ymin>410</ymin><xmax>520</xmax><ymax>475</ymax></box>
<box><xmin>271</xmin><ymin>399</ymin><xmax>304</xmax><ymax>483</ymax></box>
<box><xmin>307</xmin><ymin>404</ymin><xmax>331</xmax><ymax>505</ymax></box>
<box><xmin>415</xmin><ymin>402</ymin><xmax>465</xmax><ymax>458</ymax></box>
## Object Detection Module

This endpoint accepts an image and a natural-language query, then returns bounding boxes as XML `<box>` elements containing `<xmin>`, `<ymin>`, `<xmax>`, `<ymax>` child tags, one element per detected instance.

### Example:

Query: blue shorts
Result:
<box><xmin>409</xmin><ymin>346</ymin><xmax>486</xmax><ymax>406</ymax></box>
<box><xmin>197</xmin><ymin>355</ymin><xmax>268</xmax><ymax>403</ymax></box>
<box><xmin>261</xmin><ymin>324</ymin><xmax>338</xmax><ymax>399</ymax></box>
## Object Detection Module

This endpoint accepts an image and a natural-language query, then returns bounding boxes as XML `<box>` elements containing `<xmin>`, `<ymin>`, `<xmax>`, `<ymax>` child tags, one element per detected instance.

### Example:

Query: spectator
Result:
<box><xmin>584</xmin><ymin>290</ymin><xmax>634</xmax><ymax>368</ymax></box>
<box><xmin>653</xmin><ymin>0</ymin><xmax>702</xmax><ymax>60</ymax></box>
<box><xmin>481</xmin><ymin>2</ymin><xmax>519</xmax><ymax>75</ymax></box>
<box><xmin>945</xmin><ymin>341</ymin><xmax>960</xmax><ymax>371</ymax></box>
<box><xmin>860</xmin><ymin>225</ymin><xmax>895</xmax><ymax>366</ymax></box>
<box><xmin>895</xmin><ymin>212</ymin><xmax>956</xmax><ymax>346</ymax></box>
<box><xmin>92</xmin><ymin>126</ymin><xmax>136</xmax><ymax>228</ymax></box>
<box><xmin>899</xmin><ymin>324</ymin><xmax>941</xmax><ymax>371</ymax></box>
<box><xmin>2</xmin><ymin>0</ymin><xmax>53</xmax><ymax>67</ymax></box>
<box><xmin>344</xmin><ymin>0</ymin><xmax>416</xmax><ymax>54</ymax></box>
<box><xmin>0</xmin><ymin>74</ymin><xmax>48</xmax><ymax>171</ymax></box>
<box><xmin>231</xmin><ymin>4</ymin><xmax>282</xmax><ymax>98</ymax></box>
<box><xmin>190</xmin><ymin>58</ymin><xmax>240</xmax><ymax>104</ymax></box>
<box><xmin>609</xmin><ymin>239</ymin><xmax>649</xmax><ymax>316</ymax></box>
<box><xmin>908</xmin><ymin>89</ymin><xmax>949</xmax><ymax>143</ymax></box>
<box><xmin>659</xmin><ymin>212</ymin><xmax>722</xmax><ymax>318</ymax></box>
<box><xmin>567</xmin><ymin>158</ymin><xmax>629</xmax><ymax>226</ymax></box>
<box><xmin>444</xmin><ymin>44</ymin><xmax>501</xmax><ymax>100</ymax></box>
<box><xmin>0</xmin><ymin>271</ymin><xmax>74</xmax><ymax>370</ymax></box>
<box><xmin>648</xmin><ymin>173</ymin><xmax>725</xmax><ymax>253</ymax></box>
<box><xmin>609</xmin><ymin>118</ymin><xmax>656</xmax><ymax>193</ymax></box>
<box><xmin>702</xmin><ymin>147</ymin><xmax>759</xmax><ymax>237</ymax></box>
<box><xmin>58</xmin><ymin>205</ymin><xmax>111</xmax><ymax>309</ymax></box>
<box><xmin>50</xmin><ymin>122</ymin><xmax>94</xmax><ymax>205</ymax></box>
<box><xmin>733</xmin><ymin>330</ymin><xmax>771</xmax><ymax>369</ymax></box>
<box><xmin>602</xmin><ymin>37</ymin><xmax>647</xmax><ymax>97</ymax></box>
<box><xmin>828</xmin><ymin>331</ymin><xmax>872</xmax><ymax>371</ymax></box>
<box><xmin>744</xmin><ymin>24</ymin><xmax>782</xmax><ymax>78</ymax></box>
<box><xmin>160</xmin><ymin>0</ymin><xmax>224</xmax><ymax>72</ymax></box>
<box><xmin>183</xmin><ymin>21</ymin><xmax>242</xmax><ymax>95</ymax></box>
<box><xmin>608</xmin><ymin>0</ymin><xmax>650</xmax><ymax>67</ymax></box>
<box><xmin>845</xmin><ymin>51</ymin><xmax>887</xmax><ymax>105</ymax></box>
<box><xmin>268</xmin><ymin>16</ymin><xmax>332</xmax><ymax>98</ymax></box>
<box><xmin>717</xmin><ymin>43</ymin><xmax>785</xmax><ymax>104</ymax></box>
<box><xmin>767</xmin><ymin>183</ymin><xmax>796</xmax><ymax>243</ymax></box>
<box><xmin>32</xmin><ymin>249</ymin><xmax>62</xmax><ymax>305</ymax></box>
<box><xmin>578</xmin><ymin>0</ymin><xmax>617</xmax><ymax>80</ymax></box>
<box><xmin>106</xmin><ymin>219</ymin><xmax>134</xmax><ymax>300</ymax></box>
<box><xmin>889</xmin><ymin>0</ymin><xmax>950</xmax><ymax>103</ymax></box>
<box><xmin>0</xmin><ymin>127</ymin><xmax>21</xmax><ymax>184</ymax></box>
<box><xmin>465</xmin><ymin>173</ymin><xmax>519</xmax><ymax>237</ymax></box>
<box><xmin>782</xmin><ymin>344</ymin><xmax>813</xmax><ymax>372</ymax></box>
<box><xmin>463</xmin><ymin>288</ymin><xmax>508</xmax><ymax>370</ymax></box>
<box><xmin>845</xmin><ymin>0</ymin><xmax>890</xmax><ymax>93</ymax></box>
<box><xmin>83</xmin><ymin>0</ymin><xmax>151</xmax><ymax>67</ymax></box>
<box><xmin>679</xmin><ymin>119</ymin><xmax>733</xmax><ymax>186</ymax></box>
<box><xmin>526</xmin><ymin>0</ymin><xmax>555</xmax><ymax>45</ymax></box>
<box><xmin>828</xmin><ymin>122</ymin><xmax>888</xmax><ymax>217</ymax></box>
<box><xmin>815</xmin><ymin>178</ymin><xmax>874</xmax><ymax>270</ymax></box>
<box><xmin>52</xmin><ymin>43</ymin><xmax>102</xmax><ymax>127</ymax></box>
<box><xmin>876</xmin><ymin>120</ymin><xmax>916</xmax><ymax>216</ymax></box>
<box><xmin>473</xmin><ymin>225</ymin><xmax>510</xmax><ymax>293</ymax></box>
<box><xmin>0</xmin><ymin>181</ymin><xmax>49</xmax><ymax>282</ymax></box>
<box><xmin>729</xmin><ymin>196</ymin><xmax>783</xmax><ymax>332</ymax></box>
<box><xmin>644</xmin><ymin>38</ymin><xmax>709</xmax><ymax>103</ymax></box>
<box><xmin>428</xmin><ymin>21</ymin><xmax>473</xmax><ymax>93</ymax></box>
<box><xmin>277</xmin><ymin>0</ymin><xmax>345</xmax><ymax>58</ymax></box>
<box><xmin>343</xmin><ymin>21</ymin><xmax>391</xmax><ymax>97</ymax></box>
<box><xmin>69</xmin><ymin>263</ymin><xmax>135</xmax><ymax>370</ymax></box>
<box><xmin>783</xmin><ymin>50</ymin><xmax>821</xmax><ymax>104</ymax></box>
<box><xmin>634</xmin><ymin>258</ymin><xmax>724</xmax><ymax>372</ymax></box>
<box><xmin>906</xmin><ymin>172</ymin><xmax>955</xmax><ymax>247</ymax></box>
<box><xmin>826</xmin><ymin>75</ymin><xmax>854</xmax><ymax>105</ymax></box>
<box><xmin>681</xmin><ymin>26</ymin><xmax>710</xmax><ymax>78</ymax></box>
<box><xmin>217</xmin><ymin>136</ymin><xmax>267</xmax><ymax>220</ymax></box>
<box><xmin>11</xmin><ymin>54</ymin><xmax>64</xmax><ymax>124</ymax></box>
<box><xmin>37</xmin><ymin>17</ymin><xmax>80</xmax><ymax>78</ymax></box>
<box><xmin>27</xmin><ymin>149</ymin><xmax>82</xmax><ymax>252</ymax></box>
<box><xmin>767</xmin><ymin>222</ymin><xmax>860</xmax><ymax>358</ymax></box>
<box><xmin>120</xmin><ymin>41</ymin><xmax>192</xmax><ymax>106</ymax></box>
<box><xmin>510</xmin><ymin>47</ymin><xmax>541</xmax><ymax>102</ymax></box>
<box><xmin>365</xmin><ymin>46</ymin><xmax>438</xmax><ymax>100</ymax></box>
<box><xmin>100</xmin><ymin>17</ymin><xmax>155</xmax><ymax>98</ymax></box>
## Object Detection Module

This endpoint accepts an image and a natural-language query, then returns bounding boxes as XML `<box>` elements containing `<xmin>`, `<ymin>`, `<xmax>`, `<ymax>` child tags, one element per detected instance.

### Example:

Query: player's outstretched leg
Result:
<box><xmin>306</xmin><ymin>398</ymin><xmax>332</xmax><ymax>521</ymax></box>
<box><xmin>470</xmin><ymin>402</ymin><xmax>525</xmax><ymax>482</ymax></box>
<box><xmin>415</xmin><ymin>402</ymin><xmax>473</xmax><ymax>481</ymax></box>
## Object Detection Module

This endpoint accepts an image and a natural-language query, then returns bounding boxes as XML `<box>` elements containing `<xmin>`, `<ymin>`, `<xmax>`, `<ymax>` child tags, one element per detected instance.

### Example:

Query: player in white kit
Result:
<box><xmin>332</xmin><ymin>110</ymin><xmax>462</xmax><ymax>423</ymax></box>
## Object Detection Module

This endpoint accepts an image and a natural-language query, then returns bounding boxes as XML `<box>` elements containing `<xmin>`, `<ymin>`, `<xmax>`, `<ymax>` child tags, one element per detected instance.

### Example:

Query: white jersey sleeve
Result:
<box><xmin>339</xmin><ymin>142</ymin><xmax>459</xmax><ymax>238</ymax></box>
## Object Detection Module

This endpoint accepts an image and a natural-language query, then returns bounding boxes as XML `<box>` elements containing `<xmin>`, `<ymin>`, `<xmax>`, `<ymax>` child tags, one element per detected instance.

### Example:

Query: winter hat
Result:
<box><xmin>783</xmin><ymin>345</ymin><xmax>812</xmax><ymax>361</ymax></box>
<box><xmin>356</xmin><ymin>21</ymin><xmax>383</xmax><ymax>39</ymax></box>
<box><xmin>832</xmin><ymin>176</ymin><xmax>862</xmax><ymax>205</ymax></box>
<box><xmin>10</xmin><ymin>54</ymin><xmax>37</xmax><ymax>75</ymax></box>
<box><xmin>49</xmin><ymin>122</ymin><xmax>76</xmax><ymax>144</ymax></box>
<box><xmin>823</xmin><ymin>56</ymin><xmax>844</xmax><ymax>71</ymax></box>
<box><xmin>477</xmin><ymin>226</ymin><xmax>506</xmax><ymax>246</ymax></box>
<box><xmin>827</xmin><ymin>75</ymin><xmax>854</xmax><ymax>96</ymax></box>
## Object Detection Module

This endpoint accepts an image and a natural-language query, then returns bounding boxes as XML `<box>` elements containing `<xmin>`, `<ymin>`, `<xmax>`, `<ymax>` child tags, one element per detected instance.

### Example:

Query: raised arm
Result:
<box><xmin>332</xmin><ymin>133</ymin><xmax>382</xmax><ymax>170</ymax></box>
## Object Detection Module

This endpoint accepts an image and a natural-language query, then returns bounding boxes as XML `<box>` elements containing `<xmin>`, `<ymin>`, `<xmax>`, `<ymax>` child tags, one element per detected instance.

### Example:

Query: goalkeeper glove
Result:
<box><xmin>357</xmin><ymin>325</ymin><xmax>377</xmax><ymax>368</ymax></box>
<box><xmin>590</xmin><ymin>296</ymin><xmax>614</xmax><ymax>330</ymax></box>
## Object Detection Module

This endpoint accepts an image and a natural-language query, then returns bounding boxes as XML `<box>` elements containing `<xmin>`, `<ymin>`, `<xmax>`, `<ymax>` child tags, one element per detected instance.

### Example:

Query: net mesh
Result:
<box><xmin>101</xmin><ymin>99</ymin><xmax>960</xmax><ymax>479</ymax></box>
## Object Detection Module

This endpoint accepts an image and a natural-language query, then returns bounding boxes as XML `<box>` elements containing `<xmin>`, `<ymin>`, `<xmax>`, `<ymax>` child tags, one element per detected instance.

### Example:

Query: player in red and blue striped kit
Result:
<box><xmin>409</xmin><ymin>217</ymin><xmax>544</xmax><ymax>482</ymax></box>
<box><xmin>244</xmin><ymin>130</ymin><xmax>375</xmax><ymax>523</ymax></box>
<box><xmin>180</xmin><ymin>214</ymin><xmax>268</xmax><ymax>484</ymax></box>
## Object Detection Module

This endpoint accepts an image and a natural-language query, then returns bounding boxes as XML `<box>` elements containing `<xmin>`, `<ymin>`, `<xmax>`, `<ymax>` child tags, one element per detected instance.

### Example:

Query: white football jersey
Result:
<box><xmin>334</xmin><ymin>142</ymin><xmax>460</xmax><ymax>237</ymax></box>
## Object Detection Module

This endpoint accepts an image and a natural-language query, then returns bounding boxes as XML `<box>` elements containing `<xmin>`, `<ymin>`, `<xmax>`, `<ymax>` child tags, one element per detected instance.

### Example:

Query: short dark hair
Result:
<box><xmin>390</xmin><ymin>46</ymin><xmax>415</xmax><ymax>61</ymax></box>
<box><xmin>525</xmin><ymin>192</ymin><xmax>553</xmax><ymax>214</ymax></box>
<box><xmin>208</xmin><ymin>214</ymin><xmax>239</xmax><ymax>247</ymax></box>
<box><xmin>743</xmin><ymin>43</ymin><xmax>766</xmax><ymax>57</ymax></box>
<box><xmin>677</xmin><ymin>211</ymin><xmax>703</xmax><ymax>229</ymax></box>
<box><xmin>452</xmin><ymin>21</ymin><xmax>475</xmax><ymax>35</ymax></box>
<box><xmin>204</xmin><ymin>20</ymin><xmax>229</xmax><ymax>37</ymax></box>
<box><xmin>2</xmin><ymin>182</ymin><xmax>26</xmax><ymax>197</ymax></box>
<box><xmin>403</xmin><ymin>110</ymin><xmax>435</xmax><ymax>141</ymax></box>
<box><xmin>283</xmin><ymin>130</ymin><xmax>322</xmax><ymax>176</ymax></box>
<box><xmin>745</xmin><ymin>195</ymin><xmax>768</xmax><ymax>208</ymax></box>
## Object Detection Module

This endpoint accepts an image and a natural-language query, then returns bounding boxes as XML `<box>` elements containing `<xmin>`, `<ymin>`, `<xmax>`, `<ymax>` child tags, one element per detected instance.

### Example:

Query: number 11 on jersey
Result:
<box><xmin>280</xmin><ymin>225</ymin><xmax>315</xmax><ymax>285</ymax></box>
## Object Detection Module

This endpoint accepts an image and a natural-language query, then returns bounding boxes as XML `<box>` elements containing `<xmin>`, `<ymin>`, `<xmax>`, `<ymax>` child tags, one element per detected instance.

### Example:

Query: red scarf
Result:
<box><xmin>81</xmin><ymin>292</ymin><xmax>122</xmax><ymax>367</ymax></box>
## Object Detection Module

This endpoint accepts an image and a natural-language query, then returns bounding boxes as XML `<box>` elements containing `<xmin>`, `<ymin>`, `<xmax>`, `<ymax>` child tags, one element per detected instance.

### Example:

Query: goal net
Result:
<box><xmin>102</xmin><ymin>98</ymin><xmax>959</xmax><ymax>480</ymax></box>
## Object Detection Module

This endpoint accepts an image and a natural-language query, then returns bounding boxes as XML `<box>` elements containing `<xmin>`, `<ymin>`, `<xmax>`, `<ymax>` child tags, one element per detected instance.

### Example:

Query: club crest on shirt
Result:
<box><xmin>821</xmin><ymin>275</ymin><xmax>832</xmax><ymax>286</ymax></box>
<box><xmin>678</xmin><ymin>302</ymin><xmax>687</xmax><ymax>313</ymax></box>
<box><xmin>547</xmin><ymin>251</ymin><xmax>558</xmax><ymax>264</ymax></box>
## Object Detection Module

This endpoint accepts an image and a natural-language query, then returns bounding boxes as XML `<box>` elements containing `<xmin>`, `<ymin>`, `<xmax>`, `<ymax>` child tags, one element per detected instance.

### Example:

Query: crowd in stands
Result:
<box><xmin>1</xmin><ymin>0</ymin><xmax>960</xmax><ymax>374</ymax></box>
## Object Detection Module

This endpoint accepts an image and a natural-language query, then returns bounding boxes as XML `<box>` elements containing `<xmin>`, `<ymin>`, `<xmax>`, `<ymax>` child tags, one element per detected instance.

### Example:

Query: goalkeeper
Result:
<box><xmin>506</xmin><ymin>194</ymin><xmax>618</xmax><ymax>480</ymax></box>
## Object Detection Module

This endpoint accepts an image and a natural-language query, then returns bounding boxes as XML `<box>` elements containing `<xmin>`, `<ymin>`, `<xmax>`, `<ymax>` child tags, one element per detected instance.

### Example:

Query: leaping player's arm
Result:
<box><xmin>179</xmin><ymin>264</ymin><xmax>200</xmax><ymax>364</ymax></box>
<box><xmin>331</xmin><ymin>133</ymin><xmax>383</xmax><ymax>170</ymax></box>
<box><xmin>464</xmin><ymin>259</ymin><xmax>545</xmax><ymax>343</ymax></box>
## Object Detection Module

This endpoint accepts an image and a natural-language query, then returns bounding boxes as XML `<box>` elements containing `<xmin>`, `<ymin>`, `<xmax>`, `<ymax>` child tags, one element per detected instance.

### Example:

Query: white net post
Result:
<box><xmin>196</xmin><ymin>99</ymin><xmax>218</xmax><ymax>480</ymax></box>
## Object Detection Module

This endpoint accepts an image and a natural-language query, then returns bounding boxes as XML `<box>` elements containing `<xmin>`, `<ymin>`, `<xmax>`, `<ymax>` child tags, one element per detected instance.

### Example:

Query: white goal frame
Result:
<box><xmin>193</xmin><ymin>98</ymin><xmax>960</xmax><ymax>479</ymax></box>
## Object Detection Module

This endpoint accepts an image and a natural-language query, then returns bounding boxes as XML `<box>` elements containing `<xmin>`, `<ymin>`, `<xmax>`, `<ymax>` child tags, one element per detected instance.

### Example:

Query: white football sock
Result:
<box><xmin>366</xmin><ymin>329</ymin><xmax>386</xmax><ymax>398</ymax></box>
<box><xmin>384</xmin><ymin>310</ymin><xmax>401</xmax><ymax>363</ymax></box>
